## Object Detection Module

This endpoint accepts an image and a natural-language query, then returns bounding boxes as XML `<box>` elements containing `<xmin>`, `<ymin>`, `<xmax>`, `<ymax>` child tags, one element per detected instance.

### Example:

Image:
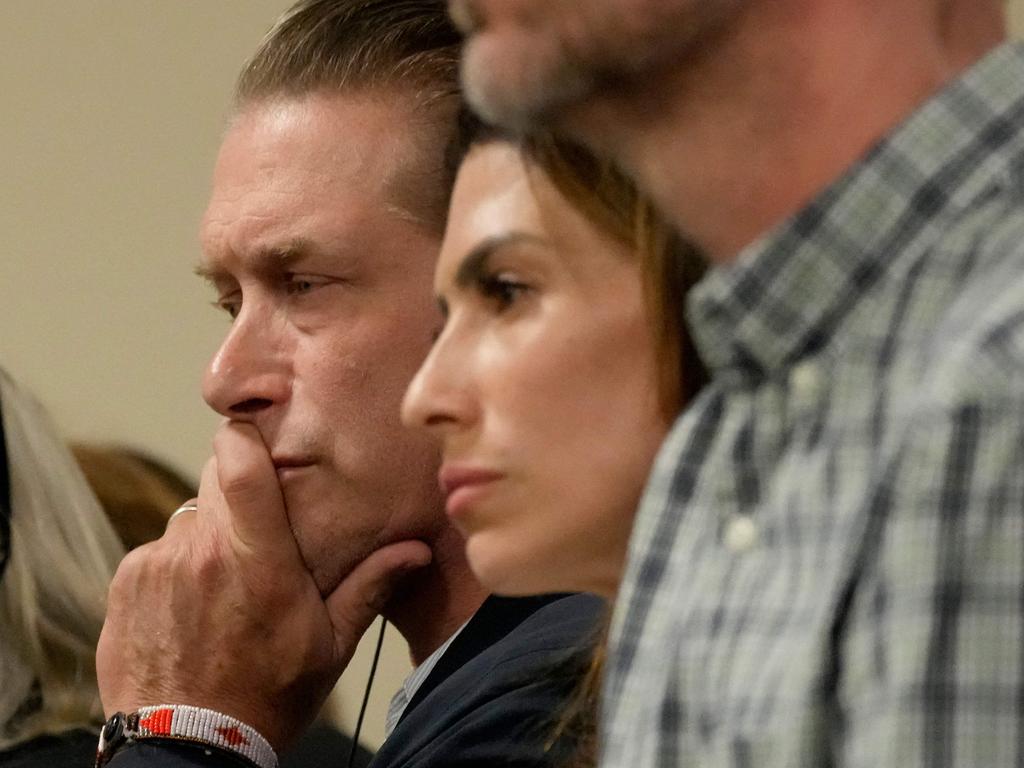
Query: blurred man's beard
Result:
<box><xmin>461</xmin><ymin>44</ymin><xmax>600</xmax><ymax>131</ymax></box>
<box><xmin>460</xmin><ymin>0</ymin><xmax>744</xmax><ymax>132</ymax></box>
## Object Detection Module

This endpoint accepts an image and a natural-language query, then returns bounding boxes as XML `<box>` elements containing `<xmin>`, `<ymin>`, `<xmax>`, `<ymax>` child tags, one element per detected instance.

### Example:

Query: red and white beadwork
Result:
<box><xmin>132</xmin><ymin>704</ymin><xmax>278</xmax><ymax>768</ymax></box>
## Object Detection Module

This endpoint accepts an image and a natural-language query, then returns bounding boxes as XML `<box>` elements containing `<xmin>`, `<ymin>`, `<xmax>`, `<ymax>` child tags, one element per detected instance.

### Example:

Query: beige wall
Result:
<box><xmin>2</xmin><ymin>0</ymin><xmax>1023</xmax><ymax>753</ymax></box>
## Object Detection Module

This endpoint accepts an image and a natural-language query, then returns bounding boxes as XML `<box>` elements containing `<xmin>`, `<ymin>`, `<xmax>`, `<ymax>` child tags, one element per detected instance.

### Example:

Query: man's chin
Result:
<box><xmin>448</xmin><ymin>0</ymin><xmax>483</xmax><ymax>35</ymax></box>
<box><xmin>461</xmin><ymin>33</ymin><xmax>597</xmax><ymax>132</ymax></box>
<box><xmin>307</xmin><ymin>556</ymin><xmax>360</xmax><ymax>598</ymax></box>
<box><xmin>294</xmin><ymin>533</ymin><xmax>376</xmax><ymax>598</ymax></box>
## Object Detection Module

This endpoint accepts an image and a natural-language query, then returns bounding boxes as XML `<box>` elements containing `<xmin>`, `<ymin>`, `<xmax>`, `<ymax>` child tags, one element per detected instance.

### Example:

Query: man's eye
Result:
<box><xmin>285</xmin><ymin>275</ymin><xmax>327</xmax><ymax>296</ymax></box>
<box><xmin>211</xmin><ymin>298</ymin><xmax>241</xmax><ymax>320</ymax></box>
<box><xmin>287</xmin><ymin>279</ymin><xmax>314</xmax><ymax>295</ymax></box>
<box><xmin>478</xmin><ymin>274</ymin><xmax>529</xmax><ymax>311</ymax></box>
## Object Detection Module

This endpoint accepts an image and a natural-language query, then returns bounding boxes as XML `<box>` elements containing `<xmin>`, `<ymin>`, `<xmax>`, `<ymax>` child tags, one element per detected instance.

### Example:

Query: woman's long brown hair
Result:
<box><xmin>521</xmin><ymin>132</ymin><xmax>707</xmax><ymax>415</ymax></box>
<box><xmin>447</xmin><ymin>108</ymin><xmax>708</xmax><ymax>767</ymax></box>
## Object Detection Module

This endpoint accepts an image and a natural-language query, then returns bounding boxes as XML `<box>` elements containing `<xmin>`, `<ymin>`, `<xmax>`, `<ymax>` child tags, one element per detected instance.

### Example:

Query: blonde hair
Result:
<box><xmin>0</xmin><ymin>368</ymin><xmax>125</xmax><ymax>747</ymax></box>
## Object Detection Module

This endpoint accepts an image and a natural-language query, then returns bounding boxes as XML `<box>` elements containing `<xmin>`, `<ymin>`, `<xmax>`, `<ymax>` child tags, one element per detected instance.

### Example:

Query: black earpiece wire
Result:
<box><xmin>347</xmin><ymin>617</ymin><xmax>387</xmax><ymax>768</ymax></box>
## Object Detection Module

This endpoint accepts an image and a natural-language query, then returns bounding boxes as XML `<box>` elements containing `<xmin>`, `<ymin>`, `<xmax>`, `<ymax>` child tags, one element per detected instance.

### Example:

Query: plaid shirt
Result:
<box><xmin>602</xmin><ymin>42</ymin><xmax>1024</xmax><ymax>767</ymax></box>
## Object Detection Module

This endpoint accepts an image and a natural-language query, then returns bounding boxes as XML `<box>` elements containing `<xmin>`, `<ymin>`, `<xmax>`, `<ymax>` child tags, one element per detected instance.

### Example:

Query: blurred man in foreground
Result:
<box><xmin>455</xmin><ymin>1</ymin><xmax>1024</xmax><ymax>765</ymax></box>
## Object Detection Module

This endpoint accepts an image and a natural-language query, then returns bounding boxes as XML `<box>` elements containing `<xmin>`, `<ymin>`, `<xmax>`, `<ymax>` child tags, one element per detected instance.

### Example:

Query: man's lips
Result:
<box><xmin>272</xmin><ymin>457</ymin><xmax>317</xmax><ymax>477</ymax></box>
<box><xmin>439</xmin><ymin>465</ymin><xmax>503</xmax><ymax>518</ymax></box>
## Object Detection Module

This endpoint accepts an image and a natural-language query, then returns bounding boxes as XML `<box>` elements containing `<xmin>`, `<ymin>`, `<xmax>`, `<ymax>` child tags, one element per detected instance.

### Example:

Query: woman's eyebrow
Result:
<box><xmin>453</xmin><ymin>233</ymin><xmax>546</xmax><ymax>290</ymax></box>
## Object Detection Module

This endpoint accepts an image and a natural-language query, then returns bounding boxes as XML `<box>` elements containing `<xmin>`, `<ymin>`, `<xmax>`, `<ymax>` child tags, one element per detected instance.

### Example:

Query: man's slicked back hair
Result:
<box><xmin>235</xmin><ymin>0</ymin><xmax>461</xmax><ymax>108</ymax></box>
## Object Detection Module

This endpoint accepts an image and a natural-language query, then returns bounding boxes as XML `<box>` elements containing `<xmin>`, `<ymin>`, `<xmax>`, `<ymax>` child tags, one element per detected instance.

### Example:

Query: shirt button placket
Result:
<box><xmin>790</xmin><ymin>360</ymin><xmax>823</xmax><ymax>405</ymax></box>
<box><xmin>723</xmin><ymin>514</ymin><xmax>759</xmax><ymax>553</ymax></box>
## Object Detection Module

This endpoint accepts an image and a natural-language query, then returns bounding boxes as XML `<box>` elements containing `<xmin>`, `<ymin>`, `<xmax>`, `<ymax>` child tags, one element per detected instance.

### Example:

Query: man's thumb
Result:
<box><xmin>324</xmin><ymin>540</ymin><xmax>432</xmax><ymax>663</ymax></box>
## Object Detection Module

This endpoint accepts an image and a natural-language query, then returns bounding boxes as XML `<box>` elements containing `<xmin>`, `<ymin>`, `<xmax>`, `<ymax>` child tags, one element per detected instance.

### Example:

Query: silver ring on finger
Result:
<box><xmin>167</xmin><ymin>502</ymin><xmax>199</xmax><ymax>528</ymax></box>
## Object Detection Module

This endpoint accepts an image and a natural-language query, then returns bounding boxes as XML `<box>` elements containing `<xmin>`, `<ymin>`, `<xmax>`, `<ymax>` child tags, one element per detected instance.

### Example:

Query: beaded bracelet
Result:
<box><xmin>95</xmin><ymin>704</ymin><xmax>278</xmax><ymax>768</ymax></box>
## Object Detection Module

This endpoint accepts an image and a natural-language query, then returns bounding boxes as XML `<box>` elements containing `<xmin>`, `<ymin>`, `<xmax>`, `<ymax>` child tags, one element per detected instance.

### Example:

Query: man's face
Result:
<box><xmin>198</xmin><ymin>93</ymin><xmax>447</xmax><ymax>594</ymax></box>
<box><xmin>452</xmin><ymin>0</ymin><xmax>743</xmax><ymax>129</ymax></box>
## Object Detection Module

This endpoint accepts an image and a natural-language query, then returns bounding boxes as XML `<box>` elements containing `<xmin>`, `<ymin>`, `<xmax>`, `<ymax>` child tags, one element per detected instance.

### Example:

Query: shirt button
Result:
<box><xmin>790</xmin><ymin>360</ymin><xmax>823</xmax><ymax>401</ymax></box>
<box><xmin>723</xmin><ymin>515</ymin><xmax>759</xmax><ymax>552</ymax></box>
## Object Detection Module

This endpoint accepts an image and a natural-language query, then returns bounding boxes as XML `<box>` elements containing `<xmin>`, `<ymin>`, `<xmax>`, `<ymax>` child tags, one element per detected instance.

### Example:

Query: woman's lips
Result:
<box><xmin>438</xmin><ymin>465</ymin><xmax>503</xmax><ymax>519</ymax></box>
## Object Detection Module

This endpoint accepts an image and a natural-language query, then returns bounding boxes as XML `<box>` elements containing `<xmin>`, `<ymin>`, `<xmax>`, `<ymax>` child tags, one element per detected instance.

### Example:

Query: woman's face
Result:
<box><xmin>402</xmin><ymin>142</ymin><xmax>671</xmax><ymax>598</ymax></box>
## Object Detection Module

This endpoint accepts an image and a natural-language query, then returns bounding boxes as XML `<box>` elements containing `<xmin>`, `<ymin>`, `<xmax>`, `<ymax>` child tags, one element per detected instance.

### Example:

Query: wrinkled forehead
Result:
<box><xmin>203</xmin><ymin>92</ymin><xmax>452</xmax><ymax>247</ymax></box>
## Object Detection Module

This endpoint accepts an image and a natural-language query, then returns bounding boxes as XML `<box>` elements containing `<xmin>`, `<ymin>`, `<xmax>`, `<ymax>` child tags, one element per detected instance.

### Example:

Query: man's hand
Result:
<box><xmin>97</xmin><ymin>421</ymin><xmax>431</xmax><ymax>749</ymax></box>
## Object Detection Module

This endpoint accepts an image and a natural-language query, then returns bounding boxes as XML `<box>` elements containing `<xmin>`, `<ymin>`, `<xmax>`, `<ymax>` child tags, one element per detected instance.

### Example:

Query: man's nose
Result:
<box><xmin>202</xmin><ymin>312</ymin><xmax>290</xmax><ymax>419</ymax></box>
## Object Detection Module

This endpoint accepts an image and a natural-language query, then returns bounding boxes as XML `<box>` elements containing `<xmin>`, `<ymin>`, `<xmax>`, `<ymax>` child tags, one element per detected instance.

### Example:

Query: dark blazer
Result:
<box><xmin>106</xmin><ymin>593</ymin><xmax>604</xmax><ymax>768</ymax></box>
<box><xmin>371</xmin><ymin>592</ymin><xmax>604</xmax><ymax>767</ymax></box>
<box><xmin>280</xmin><ymin>722</ymin><xmax>373</xmax><ymax>768</ymax></box>
<box><xmin>1</xmin><ymin>727</ymin><xmax>98</xmax><ymax>768</ymax></box>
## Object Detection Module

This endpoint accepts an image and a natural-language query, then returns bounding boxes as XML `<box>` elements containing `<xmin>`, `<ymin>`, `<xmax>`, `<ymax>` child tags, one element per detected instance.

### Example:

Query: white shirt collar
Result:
<box><xmin>383</xmin><ymin>618</ymin><xmax>471</xmax><ymax>739</ymax></box>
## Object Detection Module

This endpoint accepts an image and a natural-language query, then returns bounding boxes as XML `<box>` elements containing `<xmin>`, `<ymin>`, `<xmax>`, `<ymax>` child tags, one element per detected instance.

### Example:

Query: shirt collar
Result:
<box><xmin>689</xmin><ymin>41</ymin><xmax>1024</xmax><ymax>384</ymax></box>
<box><xmin>383</xmin><ymin>618</ymin><xmax>470</xmax><ymax>739</ymax></box>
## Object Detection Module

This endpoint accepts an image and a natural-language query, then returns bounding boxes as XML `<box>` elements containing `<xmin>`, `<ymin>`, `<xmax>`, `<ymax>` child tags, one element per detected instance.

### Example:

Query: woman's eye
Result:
<box><xmin>478</xmin><ymin>274</ymin><xmax>529</xmax><ymax>311</ymax></box>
